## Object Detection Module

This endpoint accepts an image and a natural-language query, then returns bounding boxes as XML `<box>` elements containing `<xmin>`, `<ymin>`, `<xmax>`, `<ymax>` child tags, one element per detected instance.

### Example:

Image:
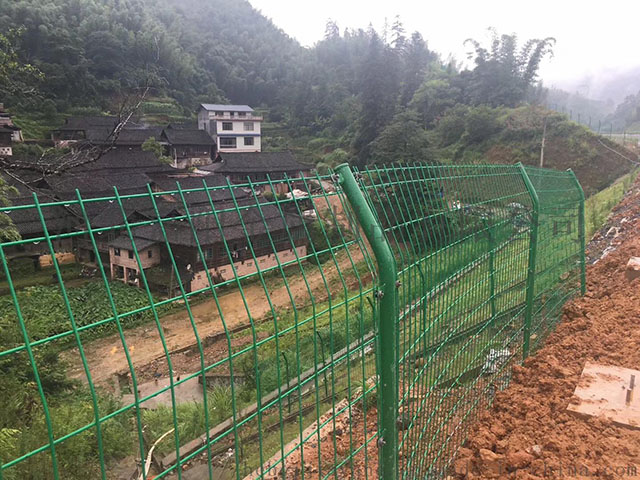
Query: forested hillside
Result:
<box><xmin>1</xmin><ymin>0</ymin><xmax>634</xmax><ymax>192</ymax></box>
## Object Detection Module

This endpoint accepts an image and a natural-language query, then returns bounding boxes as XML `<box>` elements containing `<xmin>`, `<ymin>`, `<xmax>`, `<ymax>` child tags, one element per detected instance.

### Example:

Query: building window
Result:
<box><xmin>220</xmin><ymin>137</ymin><xmax>237</xmax><ymax>148</ymax></box>
<box><xmin>114</xmin><ymin>248</ymin><xmax>121</xmax><ymax>257</ymax></box>
<box><xmin>244</xmin><ymin>122</ymin><xmax>254</xmax><ymax>131</ymax></box>
<box><xmin>244</xmin><ymin>137</ymin><xmax>254</xmax><ymax>146</ymax></box>
<box><xmin>216</xmin><ymin>111</ymin><xmax>224</xmax><ymax>116</ymax></box>
<box><xmin>128</xmin><ymin>250</ymin><xmax>134</xmax><ymax>259</ymax></box>
<box><xmin>148</xmin><ymin>250</ymin><xmax>153</xmax><ymax>259</ymax></box>
<box><xmin>222</xmin><ymin>122</ymin><xmax>233</xmax><ymax>131</ymax></box>
<box><xmin>204</xmin><ymin>247</ymin><xmax>214</xmax><ymax>259</ymax></box>
<box><xmin>238</xmin><ymin>112</ymin><xmax>246</xmax><ymax>117</ymax></box>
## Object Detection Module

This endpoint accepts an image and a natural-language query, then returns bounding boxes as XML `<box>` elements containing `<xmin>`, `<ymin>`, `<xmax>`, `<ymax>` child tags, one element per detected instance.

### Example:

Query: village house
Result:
<box><xmin>0</xmin><ymin>104</ymin><xmax>23</xmax><ymax>157</ymax></box>
<box><xmin>3</xmin><ymin>148</ymin><xmax>309</xmax><ymax>293</ymax></box>
<box><xmin>109</xmin><ymin>198</ymin><xmax>307</xmax><ymax>292</ymax></box>
<box><xmin>201</xmin><ymin>151</ymin><xmax>312</xmax><ymax>194</ymax></box>
<box><xmin>3</xmin><ymin>150</ymin><xmax>176</xmax><ymax>267</ymax></box>
<box><xmin>197</xmin><ymin>104</ymin><xmax>262</xmax><ymax>153</ymax></box>
<box><xmin>51</xmin><ymin>115</ymin><xmax>119</xmax><ymax>147</ymax></box>
<box><xmin>160</xmin><ymin>127</ymin><xmax>216</xmax><ymax>169</ymax></box>
<box><xmin>51</xmin><ymin>116</ymin><xmax>216</xmax><ymax>168</ymax></box>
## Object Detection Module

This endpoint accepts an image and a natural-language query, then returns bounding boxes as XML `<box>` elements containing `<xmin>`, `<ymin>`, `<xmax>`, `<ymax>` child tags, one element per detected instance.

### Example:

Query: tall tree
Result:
<box><xmin>399</xmin><ymin>32</ymin><xmax>437</xmax><ymax>106</ymax></box>
<box><xmin>0</xmin><ymin>28</ymin><xmax>43</xmax><ymax>104</ymax></box>
<box><xmin>464</xmin><ymin>29</ymin><xmax>555</xmax><ymax>107</ymax></box>
<box><xmin>352</xmin><ymin>32</ymin><xmax>399</xmax><ymax>166</ymax></box>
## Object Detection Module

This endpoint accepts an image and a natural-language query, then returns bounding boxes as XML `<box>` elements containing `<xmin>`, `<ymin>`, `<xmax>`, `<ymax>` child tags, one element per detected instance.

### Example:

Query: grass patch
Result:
<box><xmin>0</xmin><ymin>281</ymin><xmax>168</xmax><ymax>343</ymax></box>
<box><xmin>585</xmin><ymin>169</ymin><xmax>639</xmax><ymax>239</ymax></box>
<box><xmin>0</xmin><ymin>263</ymin><xmax>83</xmax><ymax>296</ymax></box>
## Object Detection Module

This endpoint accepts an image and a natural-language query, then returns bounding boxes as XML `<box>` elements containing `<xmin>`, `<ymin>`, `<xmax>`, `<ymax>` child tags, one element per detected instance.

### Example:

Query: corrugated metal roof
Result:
<box><xmin>199</xmin><ymin>104</ymin><xmax>254</xmax><ymax>113</ymax></box>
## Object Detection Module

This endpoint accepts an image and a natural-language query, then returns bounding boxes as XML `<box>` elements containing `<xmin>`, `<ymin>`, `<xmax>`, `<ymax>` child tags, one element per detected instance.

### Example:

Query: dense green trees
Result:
<box><xmin>463</xmin><ymin>29</ymin><xmax>555</xmax><ymax>107</ymax></box>
<box><xmin>0</xmin><ymin>0</ymin><xmax>555</xmax><ymax>166</ymax></box>
<box><xmin>0</xmin><ymin>28</ymin><xmax>43</xmax><ymax>102</ymax></box>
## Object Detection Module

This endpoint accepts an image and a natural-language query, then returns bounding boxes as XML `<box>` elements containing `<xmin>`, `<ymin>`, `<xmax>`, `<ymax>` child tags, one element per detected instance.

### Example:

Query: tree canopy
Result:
<box><xmin>0</xmin><ymin>1</ymin><xmax>555</xmax><ymax>166</ymax></box>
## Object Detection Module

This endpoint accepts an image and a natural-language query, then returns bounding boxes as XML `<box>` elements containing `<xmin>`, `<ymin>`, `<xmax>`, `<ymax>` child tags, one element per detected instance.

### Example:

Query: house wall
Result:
<box><xmin>39</xmin><ymin>252</ymin><xmax>76</xmax><ymax>267</ymax></box>
<box><xmin>109</xmin><ymin>245</ymin><xmax>161</xmax><ymax>282</ymax></box>
<box><xmin>4</xmin><ymin>237</ymin><xmax>74</xmax><ymax>258</ymax></box>
<box><xmin>190</xmin><ymin>245</ymin><xmax>307</xmax><ymax>291</ymax></box>
<box><xmin>0</xmin><ymin>146</ymin><xmax>12</xmax><ymax>157</ymax></box>
<box><xmin>214</xmin><ymin>119</ymin><xmax>262</xmax><ymax>136</ymax></box>
<box><xmin>173</xmin><ymin>155</ymin><xmax>212</xmax><ymax>169</ymax></box>
<box><xmin>197</xmin><ymin>108</ymin><xmax>262</xmax><ymax>153</ymax></box>
<box><xmin>217</xmin><ymin>135</ymin><xmax>261</xmax><ymax>153</ymax></box>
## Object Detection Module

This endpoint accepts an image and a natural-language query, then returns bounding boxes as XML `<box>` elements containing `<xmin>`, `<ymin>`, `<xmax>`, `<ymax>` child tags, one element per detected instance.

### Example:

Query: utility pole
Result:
<box><xmin>540</xmin><ymin>115</ymin><xmax>548</xmax><ymax>168</ymax></box>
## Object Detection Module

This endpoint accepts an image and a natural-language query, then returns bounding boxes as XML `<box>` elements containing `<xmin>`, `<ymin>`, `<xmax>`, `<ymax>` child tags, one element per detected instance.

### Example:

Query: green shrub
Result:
<box><xmin>0</xmin><ymin>281</ymin><xmax>166</xmax><ymax>342</ymax></box>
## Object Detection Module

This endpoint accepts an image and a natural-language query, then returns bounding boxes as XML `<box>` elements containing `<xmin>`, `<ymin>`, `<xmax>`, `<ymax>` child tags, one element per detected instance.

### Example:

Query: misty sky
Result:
<box><xmin>249</xmin><ymin>0</ymin><xmax>640</xmax><ymax>95</ymax></box>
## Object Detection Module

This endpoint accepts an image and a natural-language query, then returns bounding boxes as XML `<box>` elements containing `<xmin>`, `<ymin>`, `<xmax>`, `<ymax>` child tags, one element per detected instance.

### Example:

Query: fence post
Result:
<box><xmin>568</xmin><ymin>169</ymin><xmax>587</xmax><ymax>295</ymax></box>
<box><xmin>518</xmin><ymin>163</ymin><xmax>540</xmax><ymax>361</ymax></box>
<box><xmin>336</xmin><ymin>163</ymin><xmax>398</xmax><ymax>480</ymax></box>
<box><xmin>483</xmin><ymin>218</ymin><xmax>496</xmax><ymax>320</ymax></box>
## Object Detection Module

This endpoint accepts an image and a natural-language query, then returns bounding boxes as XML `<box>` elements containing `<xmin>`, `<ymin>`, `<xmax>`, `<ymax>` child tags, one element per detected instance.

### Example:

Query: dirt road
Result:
<box><xmin>64</xmin><ymin>249</ymin><xmax>369</xmax><ymax>385</ymax></box>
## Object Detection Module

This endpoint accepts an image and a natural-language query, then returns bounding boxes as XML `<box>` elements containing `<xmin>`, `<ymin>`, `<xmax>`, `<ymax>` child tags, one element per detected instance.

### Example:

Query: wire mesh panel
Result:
<box><xmin>349</xmin><ymin>164</ymin><xmax>584</xmax><ymax>479</ymax></box>
<box><xmin>0</xmin><ymin>163</ymin><xmax>585</xmax><ymax>480</ymax></box>
<box><xmin>0</xmin><ymin>174</ymin><xmax>382</xmax><ymax>480</ymax></box>
<box><xmin>523</xmin><ymin>166</ymin><xmax>585</xmax><ymax>351</ymax></box>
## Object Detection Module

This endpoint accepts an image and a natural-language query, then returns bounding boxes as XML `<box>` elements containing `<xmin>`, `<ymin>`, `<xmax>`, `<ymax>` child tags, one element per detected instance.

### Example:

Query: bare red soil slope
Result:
<box><xmin>454</xmin><ymin>180</ymin><xmax>640</xmax><ymax>479</ymax></box>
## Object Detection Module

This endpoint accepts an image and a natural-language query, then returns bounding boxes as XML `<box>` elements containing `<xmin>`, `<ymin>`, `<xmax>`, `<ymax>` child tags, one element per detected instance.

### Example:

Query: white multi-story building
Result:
<box><xmin>197</xmin><ymin>104</ymin><xmax>262</xmax><ymax>154</ymax></box>
<box><xmin>0</xmin><ymin>104</ymin><xmax>23</xmax><ymax>157</ymax></box>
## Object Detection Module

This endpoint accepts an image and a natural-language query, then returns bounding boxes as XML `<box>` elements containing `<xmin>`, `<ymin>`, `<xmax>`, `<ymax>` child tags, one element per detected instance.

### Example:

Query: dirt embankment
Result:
<box><xmin>453</xmin><ymin>180</ymin><xmax>640</xmax><ymax>479</ymax></box>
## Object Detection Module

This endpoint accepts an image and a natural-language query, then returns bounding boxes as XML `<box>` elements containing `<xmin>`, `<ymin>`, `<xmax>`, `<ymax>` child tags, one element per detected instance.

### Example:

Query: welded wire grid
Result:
<box><xmin>0</xmin><ymin>164</ymin><xmax>584</xmax><ymax>480</ymax></box>
<box><xmin>353</xmin><ymin>164</ymin><xmax>583</xmax><ymax>479</ymax></box>
<box><xmin>0</xmin><ymin>173</ymin><xmax>381</xmax><ymax>480</ymax></box>
<box><xmin>523</xmin><ymin>166</ymin><xmax>585</xmax><ymax>351</ymax></box>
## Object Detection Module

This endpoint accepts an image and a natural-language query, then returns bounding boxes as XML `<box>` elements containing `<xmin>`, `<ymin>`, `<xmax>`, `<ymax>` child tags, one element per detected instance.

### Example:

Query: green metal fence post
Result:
<box><xmin>336</xmin><ymin>163</ymin><xmax>398</xmax><ymax>480</ymax></box>
<box><xmin>518</xmin><ymin>163</ymin><xmax>540</xmax><ymax>361</ymax></box>
<box><xmin>568</xmin><ymin>169</ymin><xmax>587</xmax><ymax>295</ymax></box>
<box><xmin>484</xmin><ymin>218</ymin><xmax>497</xmax><ymax>321</ymax></box>
<box><xmin>281</xmin><ymin>352</ymin><xmax>292</xmax><ymax>413</ymax></box>
<box><xmin>315</xmin><ymin>330</ymin><xmax>329</xmax><ymax>398</ymax></box>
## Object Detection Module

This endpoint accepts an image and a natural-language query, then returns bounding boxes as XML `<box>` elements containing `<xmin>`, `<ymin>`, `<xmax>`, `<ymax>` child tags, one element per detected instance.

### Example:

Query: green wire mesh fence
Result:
<box><xmin>0</xmin><ymin>163</ymin><xmax>584</xmax><ymax>480</ymax></box>
<box><xmin>339</xmin><ymin>164</ymin><xmax>585</xmax><ymax>479</ymax></box>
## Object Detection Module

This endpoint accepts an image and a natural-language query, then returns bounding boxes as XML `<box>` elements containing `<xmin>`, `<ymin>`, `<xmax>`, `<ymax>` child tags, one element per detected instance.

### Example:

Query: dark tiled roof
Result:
<box><xmin>200</xmin><ymin>104</ymin><xmax>254</xmax><ymax>113</ymax></box>
<box><xmin>162</xmin><ymin>129</ymin><xmax>215</xmax><ymax>146</ymax></box>
<box><xmin>166</xmin><ymin>122</ymin><xmax>198</xmax><ymax>130</ymax></box>
<box><xmin>45</xmin><ymin>172</ymin><xmax>154</xmax><ymax>196</ymax></box>
<box><xmin>84</xmin><ymin>127</ymin><xmax>163</xmax><ymax>146</ymax></box>
<box><xmin>149</xmin><ymin>174</ymin><xmax>249</xmax><ymax>205</ymax></box>
<box><xmin>88</xmin><ymin>197</ymin><xmax>181</xmax><ymax>229</ymax></box>
<box><xmin>207</xmin><ymin>152</ymin><xmax>312</xmax><ymax>175</ymax></box>
<box><xmin>109</xmin><ymin>236</ymin><xmax>157</xmax><ymax>250</ymax></box>
<box><xmin>133</xmin><ymin>199</ymin><xmax>304</xmax><ymax>247</ymax></box>
<box><xmin>74</xmin><ymin>150</ymin><xmax>175</xmax><ymax>174</ymax></box>
<box><xmin>56</xmin><ymin>116</ymin><xmax>118</xmax><ymax>130</ymax></box>
<box><xmin>6</xmin><ymin>195</ymin><xmax>77</xmax><ymax>235</ymax></box>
